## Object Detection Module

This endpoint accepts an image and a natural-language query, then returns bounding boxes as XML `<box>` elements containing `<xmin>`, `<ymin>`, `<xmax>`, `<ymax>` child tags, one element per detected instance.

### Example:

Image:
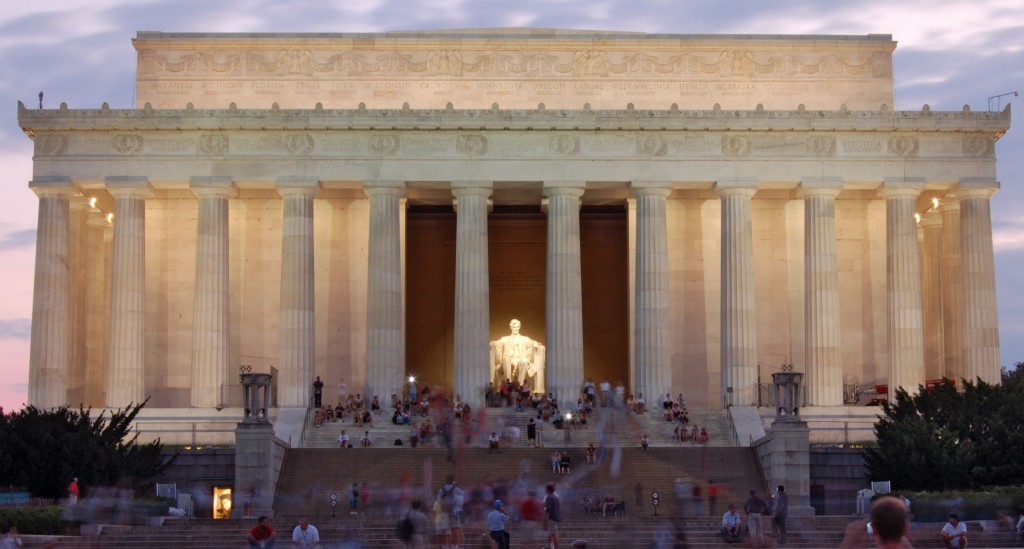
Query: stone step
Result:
<box><xmin>301</xmin><ymin>405</ymin><xmax>736</xmax><ymax>449</ymax></box>
<box><xmin>36</xmin><ymin>516</ymin><xmax>1022</xmax><ymax>548</ymax></box>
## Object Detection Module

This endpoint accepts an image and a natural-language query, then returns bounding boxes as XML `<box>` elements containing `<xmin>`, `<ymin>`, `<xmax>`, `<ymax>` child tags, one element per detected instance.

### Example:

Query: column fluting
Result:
<box><xmin>28</xmin><ymin>178</ymin><xmax>75</xmax><ymax>408</ymax></box>
<box><xmin>278</xmin><ymin>178</ymin><xmax>320</xmax><ymax>407</ymax></box>
<box><xmin>881</xmin><ymin>183</ymin><xmax>925</xmax><ymax>396</ymax></box>
<box><xmin>717</xmin><ymin>180</ymin><xmax>759</xmax><ymax>406</ymax></box>
<box><xmin>190</xmin><ymin>177</ymin><xmax>236</xmax><ymax>408</ymax></box>
<box><xmin>939</xmin><ymin>199</ymin><xmax>964</xmax><ymax>381</ymax></box>
<box><xmin>959</xmin><ymin>182</ymin><xmax>1001</xmax><ymax>384</ymax></box>
<box><xmin>632</xmin><ymin>183</ymin><xmax>671</xmax><ymax>406</ymax></box>
<box><xmin>105</xmin><ymin>177</ymin><xmax>152</xmax><ymax>407</ymax></box>
<box><xmin>919</xmin><ymin>211</ymin><xmax>945</xmax><ymax>381</ymax></box>
<box><xmin>544</xmin><ymin>183</ymin><xmax>585</xmax><ymax>403</ymax></box>
<box><xmin>365</xmin><ymin>181</ymin><xmax>405</xmax><ymax>406</ymax></box>
<box><xmin>451</xmin><ymin>183</ymin><xmax>491</xmax><ymax>407</ymax></box>
<box><xmin>799</xmin><ymin>183</ymin><xmax>842</xmax><ymax>406</ymax></box>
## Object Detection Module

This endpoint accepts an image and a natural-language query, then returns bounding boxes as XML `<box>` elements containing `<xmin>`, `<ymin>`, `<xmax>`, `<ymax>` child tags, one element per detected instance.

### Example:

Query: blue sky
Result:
<box><xmin>0</xmin><ymin>0</ymin><xmax>1022</xmax><ymax>410</ymax></box>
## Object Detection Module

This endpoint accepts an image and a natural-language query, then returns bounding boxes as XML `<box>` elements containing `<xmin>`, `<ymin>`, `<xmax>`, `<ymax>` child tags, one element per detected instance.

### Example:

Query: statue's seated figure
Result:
<box><xmin>489</xmin><ymin>319</ymin><xmax>545</xmax><ymax>393</ymax></box>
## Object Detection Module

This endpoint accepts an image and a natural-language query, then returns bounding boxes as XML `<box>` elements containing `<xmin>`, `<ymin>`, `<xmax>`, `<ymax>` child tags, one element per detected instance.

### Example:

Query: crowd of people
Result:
<box><xmin>313</xmin><ymin>373</ymin><xmax>716</xmax><ymax>452</ymax></box>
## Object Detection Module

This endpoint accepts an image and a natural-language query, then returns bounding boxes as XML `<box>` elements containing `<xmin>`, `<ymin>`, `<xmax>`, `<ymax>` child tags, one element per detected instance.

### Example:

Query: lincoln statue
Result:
<box><xmin>490</xmin><ymin>319</ymin><xmax>546</xmax><ymax>393</ymax></box>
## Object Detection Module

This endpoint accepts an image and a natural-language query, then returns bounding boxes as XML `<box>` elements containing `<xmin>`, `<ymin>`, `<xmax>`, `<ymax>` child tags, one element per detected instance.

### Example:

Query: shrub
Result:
<box><xmin>0</xmin><ymin>506</ymin><xmax>75</xmax><ymax>535</ymax></box>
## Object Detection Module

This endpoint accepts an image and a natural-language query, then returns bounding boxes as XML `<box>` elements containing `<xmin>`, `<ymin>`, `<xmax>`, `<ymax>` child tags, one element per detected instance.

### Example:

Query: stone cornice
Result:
<box><xmin>19</xmin><ymin>102</ymin><xmax>1010</xmax><ymax>136</ymax></box>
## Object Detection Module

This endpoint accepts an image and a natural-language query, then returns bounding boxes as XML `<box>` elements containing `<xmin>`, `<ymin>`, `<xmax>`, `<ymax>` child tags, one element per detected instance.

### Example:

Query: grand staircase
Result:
<box><xmin>302</xmin><ymin>404</ymin><xmax>736</xmax><ymax>450</ymax></box>
<box><xmin>34</xmin><ymin>513</ymin><xmax>1023</xmax><ymax>548</ymax></box>
<box><xmin>29</xmin><ymin>407</ymin><xmax>1021</xmax><ymax>547</ymax></box>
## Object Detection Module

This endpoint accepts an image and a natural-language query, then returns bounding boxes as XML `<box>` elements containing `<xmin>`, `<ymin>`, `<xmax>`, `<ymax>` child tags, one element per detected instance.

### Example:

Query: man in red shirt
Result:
<box><xmin>519</xmin><ymin>490</ymin><xmax>544</xmax><ymax>546</ymax></box>
<box><xmin>247</xmin><ymin>516</ymin><xmax>277</xmax><ymax>548</ymax></box>
<box><xmin>67</xmin><ymin>477</ymin><xmax>80</xmax><ymax>505</ymax></box>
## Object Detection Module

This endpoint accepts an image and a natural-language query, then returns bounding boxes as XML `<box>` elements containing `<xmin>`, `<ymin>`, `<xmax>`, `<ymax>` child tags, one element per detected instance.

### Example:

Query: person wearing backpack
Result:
<box><xmin>399</xmin><ymin>500</ymin><xmax>428</xmax><ymax>548</ymax></box>
<box><xmin>437</xmin><ymin>476</ymin><xmax>465</xmax><ymax>549</ymax></box>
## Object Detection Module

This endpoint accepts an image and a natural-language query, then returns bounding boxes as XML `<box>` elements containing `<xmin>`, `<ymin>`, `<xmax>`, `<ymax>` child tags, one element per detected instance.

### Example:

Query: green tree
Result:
<box><xmin>865</xmin><ymin>375</ymin><xmax>1024</xmax><ymax>491</ymax></box>
<box><xmin>0</xmin><ymin>401</ymin><xmax>172</xmax><ymax>498</ymax></box>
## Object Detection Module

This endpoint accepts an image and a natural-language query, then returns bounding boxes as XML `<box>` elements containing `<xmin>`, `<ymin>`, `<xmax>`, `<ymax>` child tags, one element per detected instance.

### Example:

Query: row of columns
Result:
<box><xmin>27</xmin><ymin>176</ymin><xmax>1002</xmax><ymax>410</ymax></box>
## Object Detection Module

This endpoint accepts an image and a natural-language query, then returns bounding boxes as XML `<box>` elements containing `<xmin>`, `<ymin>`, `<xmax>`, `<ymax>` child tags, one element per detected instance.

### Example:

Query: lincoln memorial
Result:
<box><xmin>18</xmin><ymin>29</ymin><xmax>1008</xmax><ymax>443</ymax></box>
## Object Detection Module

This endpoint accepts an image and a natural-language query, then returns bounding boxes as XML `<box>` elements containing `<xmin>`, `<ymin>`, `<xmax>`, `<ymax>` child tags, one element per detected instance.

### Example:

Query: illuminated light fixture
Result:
<box><xmin>932</xmin><ymin>197</ymin><xmax>940</xmax><ymax>209</ymax></box>
<box><xmin>88</xmin><ymin>196</ymin><xmax>97</xmax><ymax>208</ymax></box>
<box><xmin>408</xmin><ymin>376</ymin><xmax>416</xmax><ymax>383</ymax></box>
<box><xmin>914</xmin><ymin>213</ymin><xmax>921</xmax><ymax>224</ymax></box>
<box><xmin>106</xmin><ymin>213</ymin><xmax>114</xmax><ymax>223</ymax></box>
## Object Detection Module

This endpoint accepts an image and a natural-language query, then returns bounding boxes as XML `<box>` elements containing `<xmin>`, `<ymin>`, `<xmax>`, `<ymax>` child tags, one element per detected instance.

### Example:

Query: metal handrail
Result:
<box><xmin>725</xmin><ymin>406</ymin><xmax>741</xmax><ymax>447</ymax></box>
<box><xmin>297</xmin><ymin>394</ymin><xmax>316</xmax><ymax>449</ymax></box>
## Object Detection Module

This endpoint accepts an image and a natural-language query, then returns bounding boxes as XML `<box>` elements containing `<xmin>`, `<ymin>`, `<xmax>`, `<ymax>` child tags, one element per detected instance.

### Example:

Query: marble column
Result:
<box><xmin>544</xmin><ymin>182</ymin><xmax>585</xmax><ymax>403</ymax></box>
<box><xmin>365</xmin><ymin>181</ymin><xmax>405</xmax><ymax>406</ymax></box>
<box><xmin>631</xmin><ymin>183</ymin><xmax>672</xmax><ymax>405</ymax></box>
<box><xmin>84</xmin><ymin>210</ymin><xmax>109</xmax><ymax>407</ymax></box>
<box><xmin>919</xmin><ymin>211</ymin><xmax>945</xmax><ymax>381</ymax></box>
<box><xmin>958</xmin><ymin>180</ymin><xmax>1001</xmax><ymax>384</ymax></box>
<box><xmin>799</xmin><ymin>180</ymin><xmax>842</xmax><ymax>406</ymax></box>
<box><xmin>881</xmin><ymin>180</ymin><xmax>925</xmax><ymax>396</ymax></box>
<box><xmin>939</xmin><ymin>198</ymin><xmax>964</xmax><ymax>382</ymax></box>
<box><xmin>717</xmin><ymin>179</ymin><xmax>759</xmax><ymax>407</ymax></box>
<box><xmin>451</xmin><ymin>182</ymin><xmax>491</xmax><ymax>407</ymax></box>
<box><xmin>277</xmin><ymin>177</ymin><xmax>320</xmax><ymax>407</ymax></box>
<box><xmin>28</xmin><ymin>177</ymin><xmax>75</xmax><ymax>408</ymax></box>
<box><xmin>67</xmin><ymin>197</ymin><xmax>88</xmax><ymax>404</ymax></box>
<box><xmin>105</xmin><ymin>176</ymin><xmax>152</xmax><ymax>407</ymax></box>
<box><xmin>190</xmin><ymin>177</ymin><xmax>236</xmax><ymax>408</ymax></box>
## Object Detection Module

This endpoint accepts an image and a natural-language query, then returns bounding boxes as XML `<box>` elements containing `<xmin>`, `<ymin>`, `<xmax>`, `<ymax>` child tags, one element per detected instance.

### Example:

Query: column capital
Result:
<box><xmin>30</xmin><ymin>176</ymin><xmax>76</xmax><ymax>198</ymax></box>
<box><xmin>919</xmin><ymin>211</ymin><xmax>943</xmax><ymax>229</ymax></box>
<box><xmin>69</xmin><ymin>195</ymin><xmax>89</xmax><ymax>210</ymax></box>
<box><xmin>276</xmin><ymin>176</ymin><xmax>321</xmax><ymax>198</ymax></box>
<box><xmin>879</xmin><ymin>177</ymin><xmax>925</xmax><ymax>199</ymax></box>
<box><xmin>451</xmin><ymin>181</ymin><xmax>492</xmax><ymax>199</ymax></box>
<box><xmin>105</xmin><ymin>176</ymin><xmax>152</xmax><ymax>198</ymax></box>
<box><xmin>190</xmin><ymin>176</ymin><xmax>237</xmax><ymax>198</ymax></box>
<box><xmin>956</xmin><ymin>178</ymin><xmax>999</xmax><ymax>200</ymax></box>
<box><xmin>630</xmin><ymin>181</ymin><xmax>672</xmax><ymax>198</ymax></box>
<box><xmin>363</xmin><ymin>180</ymin><xmax>406</xmax><ymax>198</ymax></box>
<box><xmin>797</xmin><ymin>177</ymin><xmax>842</xmax><ymax>199</ymax></box>
<box><xmin>86</xmin><ymin>210</ymin><xmax>109</xmax><ymax>228</ymax></box>
<box><xmin>543</xmin><ymin>180</ymin><xmax>586</xmax><ymax>197</ymax></box>
<box><xmin>715</xmin><ymin>178</ymin><xmax>758</xmax><ymax>197</ymax></box>
<box><xmin>936</xmin><ymin>196</ymin><xmax>961</xmax><ymax>213</ymax></box>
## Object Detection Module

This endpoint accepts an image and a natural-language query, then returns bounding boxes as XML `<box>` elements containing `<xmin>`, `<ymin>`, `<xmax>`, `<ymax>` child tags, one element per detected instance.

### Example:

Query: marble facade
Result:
<box><xmin>18</xmin><ymin>30</ymin><xmax>1008</xmax><ymax>442</ymax></box>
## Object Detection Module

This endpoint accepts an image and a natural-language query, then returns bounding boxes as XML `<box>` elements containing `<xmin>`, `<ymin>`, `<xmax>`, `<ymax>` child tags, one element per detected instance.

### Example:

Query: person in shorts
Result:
<box><xmin>544</xmin><ymin>482</ymin><xmax>562</xmax><ymax>549</ymax></box>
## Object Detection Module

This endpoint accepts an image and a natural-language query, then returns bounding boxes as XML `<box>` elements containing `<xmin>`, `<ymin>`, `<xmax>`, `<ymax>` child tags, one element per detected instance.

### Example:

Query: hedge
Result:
<box><xmin>0</xmin><ymin>506</ymin><xmax>76</xmax><ymax>535</ymax></box>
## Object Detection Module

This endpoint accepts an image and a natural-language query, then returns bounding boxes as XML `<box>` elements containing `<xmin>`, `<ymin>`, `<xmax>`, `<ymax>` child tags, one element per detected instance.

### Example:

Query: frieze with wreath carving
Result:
<box><xmin>137</xmin><ymin>48</ymin><xmax>892</xmax><ymax>79</ymax></box>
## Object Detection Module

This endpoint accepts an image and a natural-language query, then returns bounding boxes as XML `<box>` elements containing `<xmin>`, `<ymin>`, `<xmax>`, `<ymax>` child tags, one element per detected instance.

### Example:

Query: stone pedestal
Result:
<box><xmin>452</xmin><ymin>182</ymin><xmax>491</xmax><ymax>407</ymax></box>
<box><xmin>544</xmin><ymin>182</ymin><xmax>585</xmax><ymax>403</ymax></box>
<box><xmin>754</xmin><ymin>421</ymin><xmax>815</xmax><ymax>516</ymax></box>
<box><xmin>753</xmin><ymin>371</ymin><xmax>813</xmax><ymax>515</ymax></box>
<box><xmin>233</xmin><ymin>373</ymin><xmax>287</xmax><ymax>518</ymax></box>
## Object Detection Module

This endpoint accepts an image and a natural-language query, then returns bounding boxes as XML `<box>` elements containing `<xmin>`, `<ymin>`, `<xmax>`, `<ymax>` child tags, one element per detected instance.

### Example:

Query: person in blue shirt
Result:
<box><xmin>487</xmin><ymin>499</ymin><xmax>511</xmax><ymax>549</ymax></box>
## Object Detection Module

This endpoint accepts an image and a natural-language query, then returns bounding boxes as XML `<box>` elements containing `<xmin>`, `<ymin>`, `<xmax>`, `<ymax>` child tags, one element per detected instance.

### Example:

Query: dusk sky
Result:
<box><xmin>1</xmin><ymin>0</ymin><xmax>1022</xmax><ymax>410</ymax></box>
